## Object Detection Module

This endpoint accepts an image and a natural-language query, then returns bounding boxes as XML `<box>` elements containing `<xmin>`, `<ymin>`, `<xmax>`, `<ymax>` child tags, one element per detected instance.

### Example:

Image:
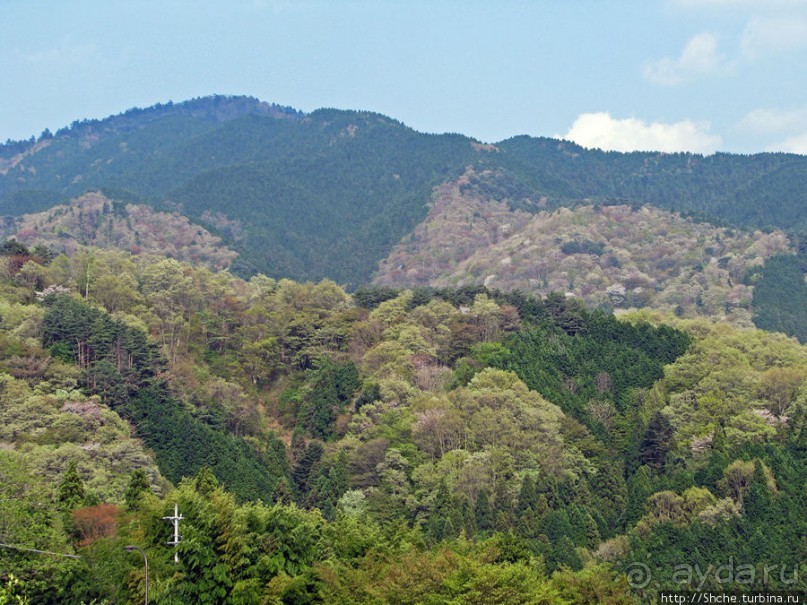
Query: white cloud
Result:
<box><xmin>741</xmin><ymin>16</ymin><xmax>807</xmax><ymax>57</ymax></box>
<box><xmin>644</xmin><ymin>33</ymin><xmax>725</xmax><ymax>86</ymax></box>
<box><xmin>774</xmin><ymin>132</ymin><xmax>807</xmax><ymax>153</ymax></box>
<box><xmin>561</xmin><ymin>112</ymin><xmax>722</xmax><ymax>154</ymax></box>
<box><xmin>739</xmin><ymin>107</ymin><xmax>807</xmax><ymax>153</ymax></box>
<box><xmin>739</xmin><ymin>107</ymin><xmax>807</xmax><ymax>134</ymax></box>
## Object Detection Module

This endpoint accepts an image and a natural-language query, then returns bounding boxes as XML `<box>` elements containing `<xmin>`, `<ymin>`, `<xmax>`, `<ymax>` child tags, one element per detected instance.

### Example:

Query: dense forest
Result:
<box><xmin>374</xmin><ymin>175</ymin><xmax>794</xmax><ymax>327</ymax></box>
<box><xmin>2</xmin><ymin>96</ymin><xmax>806</xmax><ymax>286</ymax></box>
<box><xmin>1</xmin><ymin>240</ymin><xmax>804</xmax><ymax>603</ymax></box>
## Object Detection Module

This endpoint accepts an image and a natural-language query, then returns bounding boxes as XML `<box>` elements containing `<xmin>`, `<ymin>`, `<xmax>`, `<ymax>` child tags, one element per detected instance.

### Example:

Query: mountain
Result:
<box><xmin>374</xmin><ymin>168</ymin><xmax>793</xmax><ymax>324</ymax></box>
<box><xmin>2</xmin><ymin>95</ymin><xmax>806</xmax><ymax>287</ymax></box>
<box><xmin>0</xmin><ymin>191</ymin><xmax>237</xmax><ymax>269</ymax></box>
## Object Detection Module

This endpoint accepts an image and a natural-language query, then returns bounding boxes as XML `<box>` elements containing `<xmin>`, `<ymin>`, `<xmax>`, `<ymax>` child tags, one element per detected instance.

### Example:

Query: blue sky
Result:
<box><xmin>2</xmin><ymin>0</ymin><xmax>807</xmax><ymax>154</ymax></box>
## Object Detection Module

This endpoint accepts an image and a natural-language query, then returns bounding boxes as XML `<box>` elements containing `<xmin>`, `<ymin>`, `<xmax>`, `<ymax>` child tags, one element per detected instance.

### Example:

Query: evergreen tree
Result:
<box><xmin>292</xmin><ymin>441</ymin><xmax>324</xmax><ymax>501</ymax></box>
<box><xmin>516</xmin><ymin>475</ymin><xmax>538</xmax><ymax>516</ymax></box>
<box><xmin>58</xmin><ymin>460</ymin><xmax>86</xmax><ymax>510</ymax></box>
<box><xmin>493</xmin><ymin>480</ymin><xmax>515</xmax><ymax>531</ymax></box>
<box><xmin>194</xmin><ymin>466</ymin><xmax>219</xmax><ymax>495</ymax></box>
<box><xmin>743</xmin><ymin>460</ymin><xmax>773</xmax><ymax>523</ymax></box>
<box><xmin>624</xmin><ymin>465</ymin><xmax>654</xmax><ymax>526</ymax></box>
<box><xmin>474</xmin><ymin>490</ymin><xmax>494</xmax><ymax>533</ymax></box>
<box><xmin>639</xmin><ymin>412</ymin><xmax>674</xmax><ymax>471</ymax></box>
<box><xmin>124</xmin><ymin>469</ymin><xmax>150</xmax><ymax>510</ymax></box>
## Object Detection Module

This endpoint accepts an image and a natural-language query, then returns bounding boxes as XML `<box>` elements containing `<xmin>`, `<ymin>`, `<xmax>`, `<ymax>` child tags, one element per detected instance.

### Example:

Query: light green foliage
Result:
<box><xmin>637</xmin><ymin>487</ymin><xmax>718</xmax><ymax>531</ymax></box>
<box><xmin>658</xmin><ymin>321</ymin><xmax>807</xmax><ymax>450</ymax></box>
<box><xmin>1</xmin><ymin>239</ymin><xmax>805</xmax><ymax>600</ymax></box>
<box><xmin>0</xmin><ymin>373</ymin><xmax>165</xmax><ymax>503</ymax></box>
<box><xmin>456</xmin><ymin>369</ymin><xmax>566</xmax><ymax>470</ymax></box>
<box><xmin>0</xmin><ymin>453</ymin><xmax>79</xmax><ymax>601</ymax></box>
<box><xmin>0</xmin><ymin>575</ymin><xmax>28</xmax><ymax>605</ymax></box>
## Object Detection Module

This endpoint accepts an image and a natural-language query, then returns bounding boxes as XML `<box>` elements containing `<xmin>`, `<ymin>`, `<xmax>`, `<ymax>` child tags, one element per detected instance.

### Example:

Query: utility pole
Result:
<box><xmin>162</xmin><ymin>503</ymin><xmax>183</xmax><ymax>563</ymax></box>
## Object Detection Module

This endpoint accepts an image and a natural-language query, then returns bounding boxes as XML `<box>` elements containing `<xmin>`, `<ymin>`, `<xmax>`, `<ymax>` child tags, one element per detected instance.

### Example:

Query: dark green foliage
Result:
<box><xmin>539</xmin><ymin>510</ymin><xmax>583</xmax><ymax>571</ymax></box>
<box><xmin>354</xmin><ymin>382</ymin><xmax>381</xmax><ymax>409</ymax></box>
<box><xmin>498</xmin><ymin>299</ymin><xmax>690</xmax><ymax>428</ymax></box>
<box><xmin>129</xmin><ymin>385</ymin><xmax>286</xmax><ymax>501</ymax></box>
<box><xmin>57</xmin><ymin>460</ymin><xmax>86</xmax><ymax>510</ymax></box>
<box><xmin>474</xmin><ymin>490</ymin><xmax>494</xmax><ymax>534</ymax></box>
<box><xmin>623</xmin><ymin>465</ymin><xmax>654</xmax><ymax>527</ymax></box>
<box><xmin>3</xmin><ymin>96</ymin><xmax>807</xmax><ymax>291</ymax></box>
<box><xmin>308</xmin><ymin>451</ymin><xmax>349</xmax><ymax>519</ymax></box>
<box><xmin>297</xmin><ymin>359</ymin><xmax>360</xmax><ymax>439</ymax></box>
<box><xmin>639</xmin><ymin>412</ymin><xmax>675</xmax><ymax>471</ymax></box>
<box><xmin>352</xmin><ymin>285</ymin><xmax>401</xmax><ymax>308</ymax></box>
<box><xmin>492</xmin><ymin>480</ymin><xmax>516</xmax><ymax>532</ymax></box>
<box><xmin>0</xmin><ymin>238</ymin><xmax>30</xmax><ymax>257</ymax></box>
<box><xmin>425</xmin><ymin>481</ymin><xmax>467</xmax><ymax>543</ymax></box>
<box><xmin>41</xmin><ymin>294</ymin><xmax>289</xmax><ymax>502</ymax></box>
<box><xmin>560</xmin><ymin>239</ymin><xmax>606</xmax><ymax>256</ymax></box>
<box><xmin>743</xmin><ymin>460</ymin><xmax>773</xmax><ymax>523</ymax></box>
<box><xmin>589</xmin><ymin>461</ymin><xmax>628</xmax><ymax>532</ymax></box>
<box><xmin>492</xmin><ymin>136</ymin><xmax>807</xmax><ymax>235</ymax></box>
<box><xmin>693</xmin><ymin>427</ymin><xmax>730</xmax><ymax>490</ymax></box>
<box><xmin>750</xmin><ymin>253</ymin><xmax>807</xmax><ymax>342</ymax></box>
<box><xmin>293</xmin><ymin>441</ymin><xmax>325</xmax><ymax>499</ymax></box>
<box><xmin>124</xmin><ymin>468</ymin><xmax>150</xmax><ymax>510</ymax></box>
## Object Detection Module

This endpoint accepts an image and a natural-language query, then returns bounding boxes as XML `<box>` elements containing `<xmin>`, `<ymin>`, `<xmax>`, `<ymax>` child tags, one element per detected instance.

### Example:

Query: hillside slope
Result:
<box><xmin>375</xmin><ymin>170</ymin><xmax>792</xmax><ymax>323</ymax></box>
<box><xmin>1</xmin><ymin>96</ymin><xmax>806</xmax><ymax>288</ymax></box>
<box><xmin>0</xmin><ymin>191</ymin><xmax>237</xmax><ymax>269</ymax></box>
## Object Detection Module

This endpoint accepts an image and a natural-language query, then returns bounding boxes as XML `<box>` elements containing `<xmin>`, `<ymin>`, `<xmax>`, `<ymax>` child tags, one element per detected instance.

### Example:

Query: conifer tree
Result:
<box><xmin>58</xmin><ymin>460</ymin><xmax>86</xmax><ymax>510</ymax></box>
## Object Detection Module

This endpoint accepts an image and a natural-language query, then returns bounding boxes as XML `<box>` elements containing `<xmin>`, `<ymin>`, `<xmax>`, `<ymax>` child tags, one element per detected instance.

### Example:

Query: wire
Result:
<box><xmin>0</xmin><ymin>542</ymin><xmax>81</xmax><ymax>559</ymax></box>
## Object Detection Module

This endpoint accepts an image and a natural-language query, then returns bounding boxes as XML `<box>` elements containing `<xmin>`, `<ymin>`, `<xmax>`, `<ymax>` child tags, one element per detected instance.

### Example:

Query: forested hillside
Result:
<box><xmin>0</xmin><ymin>191</ymin><xmax>237</xmax><ymax>269</ymax></box>
<box><xmin>2</xmin><ymin>96</ymin><xmax>806</xmax><ymax>288</ymax></box>
<box><xmin>375</xmin><ymin>170</ymin><xmax>793</xmax><ymax>325</ymax></box>
<box><xmin>1</xmin><ymin>240</ymin><xmax>804</xmax><ymax>603</ymax></box>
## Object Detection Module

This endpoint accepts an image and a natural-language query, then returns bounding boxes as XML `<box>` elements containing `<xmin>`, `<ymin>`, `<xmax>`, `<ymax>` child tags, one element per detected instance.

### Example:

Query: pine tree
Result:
<box><xmin>194</xmin><ymin>466</ymin><xmax>219</xmax><ymax>495</ymax></box>
<box><xmin>743</xmin><ymin>460</ymin><xmax>773</xmax><ymax>523</ymax></box>
<box><xmin>516</xmin><ymin>475</ymin><xmax>538</xmax><ymax>516</ymax></box>
<box><xmin>292</xmin><ymin>441</ymin><xmax>324</xmax><ymax>501</ymax></box>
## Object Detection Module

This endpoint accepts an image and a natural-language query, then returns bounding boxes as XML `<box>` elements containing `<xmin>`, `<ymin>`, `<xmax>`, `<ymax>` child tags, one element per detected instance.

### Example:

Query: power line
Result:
<box><xmin>0</xmin><ymin>542</ymin><xmax>80</xmax><ymax>559</ymax></box>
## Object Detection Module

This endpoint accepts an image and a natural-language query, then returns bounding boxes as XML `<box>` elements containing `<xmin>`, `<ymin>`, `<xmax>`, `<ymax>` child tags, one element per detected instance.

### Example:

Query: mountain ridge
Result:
<box><xmin>0</xmin><ymin>95</ymin><xmax>804</xmax><ymax>289</ymax></box>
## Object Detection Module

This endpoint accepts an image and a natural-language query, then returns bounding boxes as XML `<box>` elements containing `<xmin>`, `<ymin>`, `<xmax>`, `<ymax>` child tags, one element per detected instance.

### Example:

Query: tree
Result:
<box><xmin>474</xmin><ymin>489</ymin><xmax>494</xmax><ymax>534</ymax></box>
<box><xmin>639</xmin><ymin>412</ymin><xmax>674</xmax><ymax>471</ymax></box>
<box><xmin>292</xmin><ymin>441</ymin><xmax>324</xmax><ymax>500</ymax></box>
<box><xmin>742</xmin><ymin>460</ymin><xmax>774</xmax><ymax>522</ymax></box>
<box><xmin>58</xmin><ymin>461</ymin><xmax>86</xmax><ymax>511</ymax></box>
<box><xmin>124</xmin><ymin>469</ymin><xmax>150</xmax><ymax>510</ymax></box>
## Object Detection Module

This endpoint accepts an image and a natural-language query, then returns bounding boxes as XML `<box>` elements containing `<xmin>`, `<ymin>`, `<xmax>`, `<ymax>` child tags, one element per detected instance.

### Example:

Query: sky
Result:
<box><xmin>2</xmin><ymin>0</ymin><xmax>807</xmax><ymax>155</ymax></box>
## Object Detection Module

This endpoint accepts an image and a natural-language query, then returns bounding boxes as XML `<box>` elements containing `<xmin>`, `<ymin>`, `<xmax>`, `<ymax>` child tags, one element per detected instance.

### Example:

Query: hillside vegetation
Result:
<box><xmin>2</xmin><ymin>96</ymin><xmax>806</xmax><ymax>289</ymax></box>
<box><xmin>1</xmin><ymin>240</ymin><xmax>805</xmax><ymax>603</ymax></box>
<box><xmin>0</xmin><ymin>191</ymin><xmax>237</xmax><ymax>269</ymax></box>
<box><xmin>376</xmin><ymin>169</ymin><xmax>792</xmax><ymax>324</ymax></box>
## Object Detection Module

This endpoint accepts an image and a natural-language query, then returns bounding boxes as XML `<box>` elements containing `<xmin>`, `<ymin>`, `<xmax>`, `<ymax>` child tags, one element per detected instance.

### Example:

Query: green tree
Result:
<box><xmin>124</xmin><ymin>469</ymin><xmax>150</xmax><ymax>510</ymax></box>
<box><xmin>639</xmin><ymin>412</ymin><xmax>674</xmax><ymax>471</ymax></box>
<box><xmin>58</xmin><ymin>460</ymin><xmax>86</xmax><ymax>510</ymax></box>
